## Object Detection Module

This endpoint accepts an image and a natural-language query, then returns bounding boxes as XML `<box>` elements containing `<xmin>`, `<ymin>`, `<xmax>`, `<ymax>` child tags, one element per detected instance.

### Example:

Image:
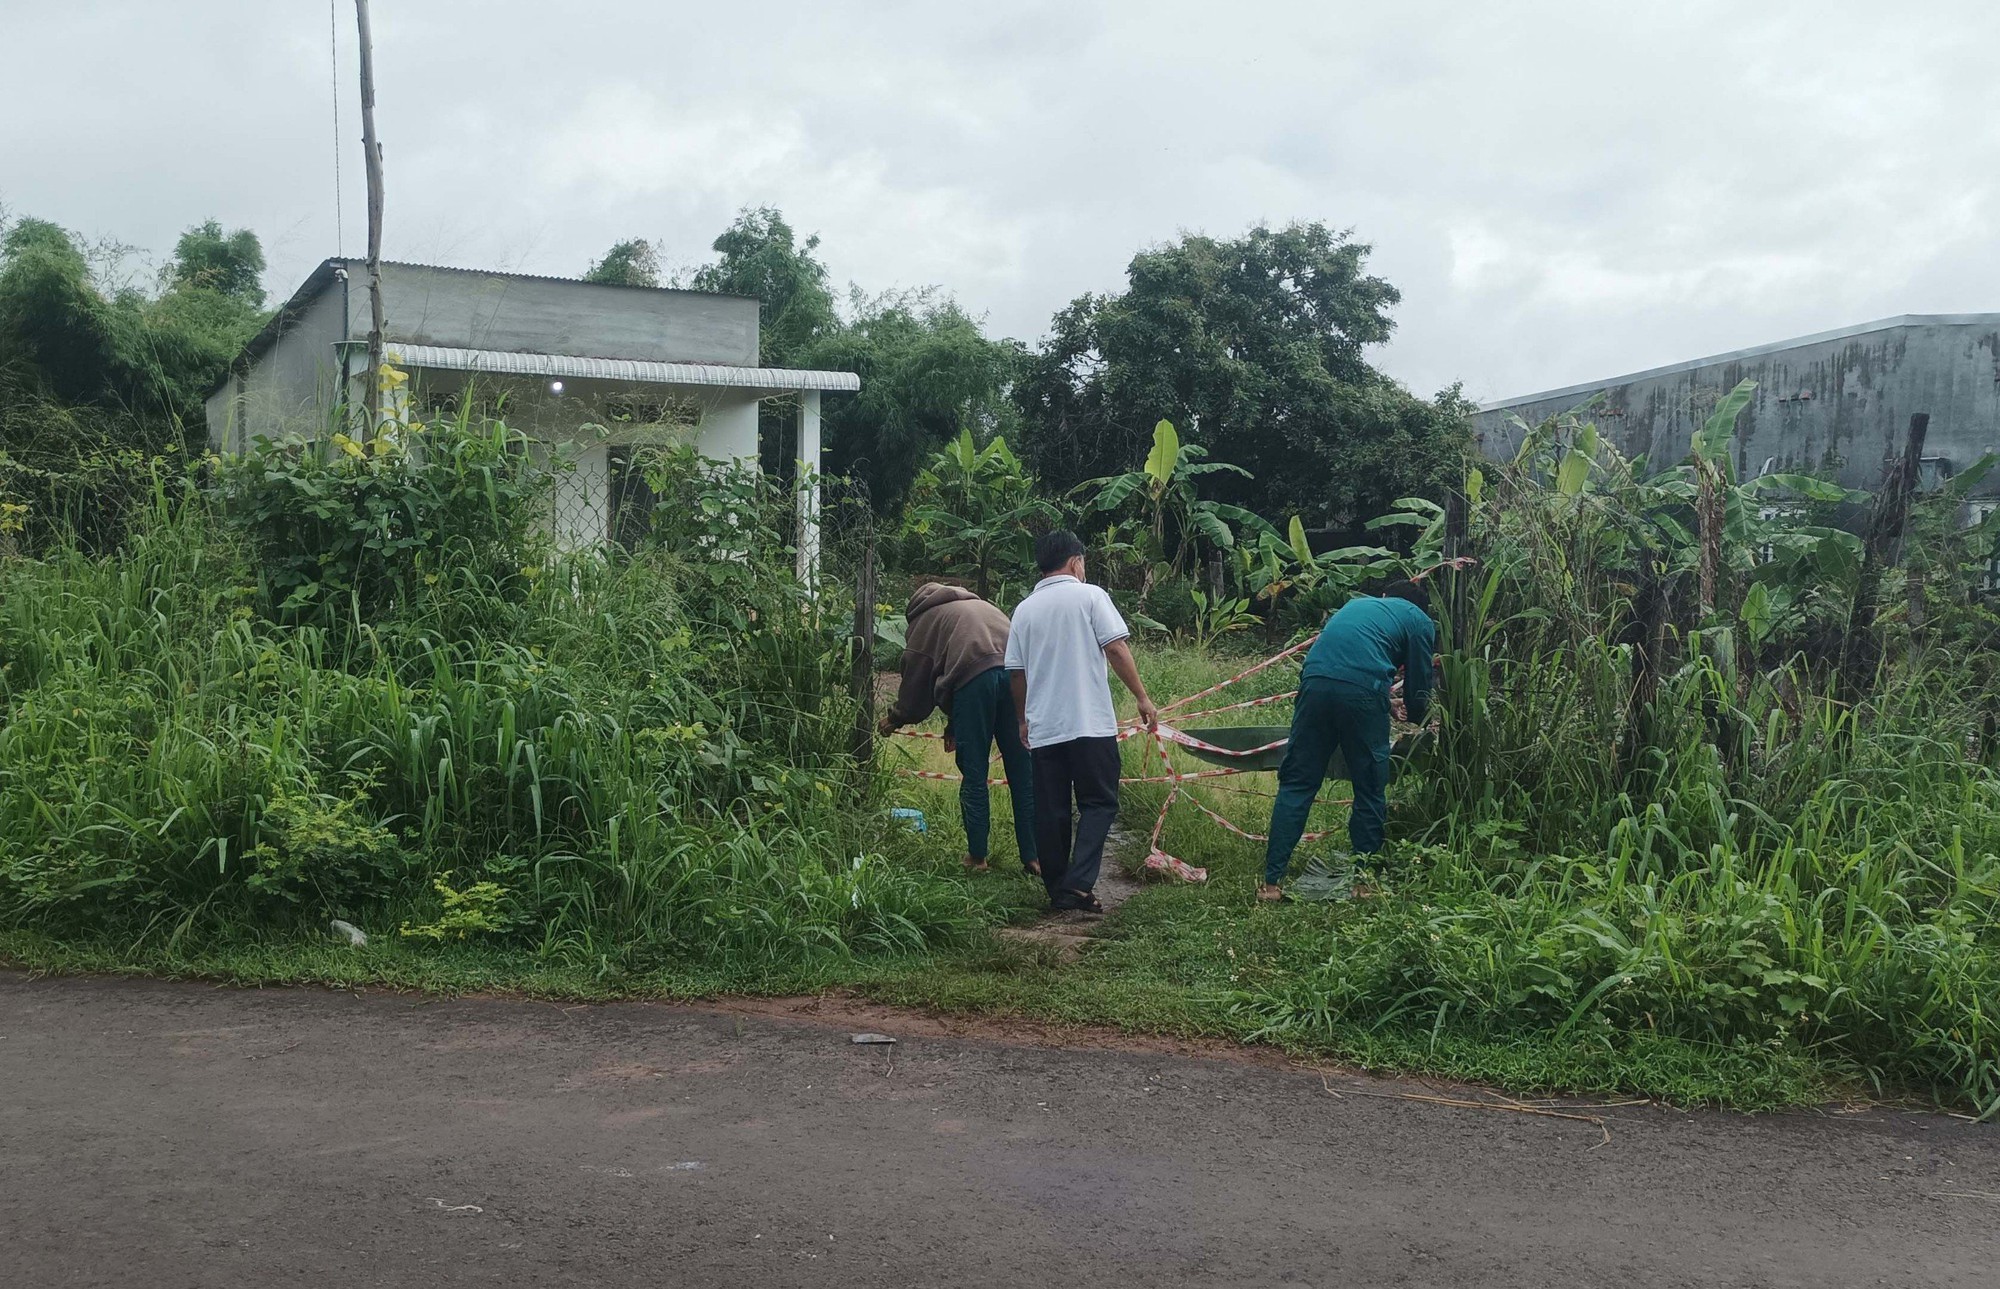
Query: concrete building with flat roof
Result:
<box><xmin>206</xmin><ymin>259</ymin><xmax>857</xmax><ymax>566</ymax></box>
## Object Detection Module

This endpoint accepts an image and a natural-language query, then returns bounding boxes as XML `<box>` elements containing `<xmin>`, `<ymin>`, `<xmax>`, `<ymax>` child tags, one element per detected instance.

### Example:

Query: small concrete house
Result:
<box><xmin>206</xmin><ymin>259</ymin><xmax>858</xmax><ymax>562</ymax></box>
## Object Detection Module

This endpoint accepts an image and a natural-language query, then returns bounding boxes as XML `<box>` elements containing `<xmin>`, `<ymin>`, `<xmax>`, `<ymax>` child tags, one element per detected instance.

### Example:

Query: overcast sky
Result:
<box><xmin>4</xmin><ymin>1</ymin><xmax>1997</xmax><ymax>402</ymax></box>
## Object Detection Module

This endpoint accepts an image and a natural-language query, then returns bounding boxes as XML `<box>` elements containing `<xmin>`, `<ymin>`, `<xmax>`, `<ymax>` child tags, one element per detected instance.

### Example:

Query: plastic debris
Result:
<box><xmin>1288</xmin><ymin>853</ymin><xmax>1365</xmax><ymax>903</ymax></box>
<box><xmin>330</xmin><ymin>919</ymin><xmax>368</xmax><ymax>946</ymax></box>
<box><xmin>889</xmin><ymin>807</ymin><xmax>927</xmax><ymax>833</ymax></box>
<box><xmin>850</xmin><ymin>1033</ymin><xmax>897</xmax><ymax>1045</ymax></box>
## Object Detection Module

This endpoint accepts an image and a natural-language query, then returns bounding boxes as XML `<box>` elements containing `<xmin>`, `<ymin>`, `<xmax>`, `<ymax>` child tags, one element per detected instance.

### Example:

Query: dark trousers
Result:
<box><xmin>1031</xmin><ymin>736</ymin><xmax>1122</xmax><ymax>898</ymax></box>
<box><xmin>948</xmin><ymin>667</ymin><xmax>1037</xmax><ymax>865</ymax></box>
<box><xmin>1263</xmin><ymin>677</ymin><xmax>1392</xmax><ymax>884</ymax></box>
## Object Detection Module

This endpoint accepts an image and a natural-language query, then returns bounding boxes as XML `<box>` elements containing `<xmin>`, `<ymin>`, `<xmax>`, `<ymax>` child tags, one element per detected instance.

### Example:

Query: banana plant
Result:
<box><xmin>901</xmin><ymin>429</ymin><xmax>1057</xmax><ymax>598</ymax></box>
<box><xmin>1236</xmin><ymin>514</ymin><xmax>1398</xmax><ymax>633</ymax></box>
<box><xmin>1501</xmin><ymin>379</ymin><xmax>1868</xmax><ymax>646</ymax></box>
<box><xmin>1077</xmin><ymin>418</ymin><xmax>1280</xmax><ymax>607</ymax></box>
<box><xmin>1183</xmin><ymin>587</ymin><xmax>1259</xmax><ymax>649</ymax></box>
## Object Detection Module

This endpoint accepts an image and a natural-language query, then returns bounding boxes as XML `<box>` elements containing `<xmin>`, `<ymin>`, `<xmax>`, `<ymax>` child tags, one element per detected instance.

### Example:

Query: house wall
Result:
<box><xmin>695</xmin><ymin>398</ymin><xmax>760</xmax><ymax>464</ymax></box>
<box><xmin>376</xmin><ymin>265</ymin><xmax>759</xmax><ymax>366</ymax></box>
<box><xmin>1471</xmin><ymin>316</ymin><xmax>2000</xmax><ymax>495</ymax></box>
<box><xmin>205</xmin><ymin>286</ymin><xmax>353</xmax><ymax>448</ymax></box>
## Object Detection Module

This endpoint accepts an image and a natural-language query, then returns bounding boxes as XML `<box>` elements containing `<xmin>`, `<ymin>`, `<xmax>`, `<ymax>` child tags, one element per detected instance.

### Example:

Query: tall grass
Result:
<box><xmin>0</xmin><ymin>454</ymin><xmax>991</xmax><ymax>971</ymax></box>
<box><xmin>1113</xmin><ymin>426</ymin><xmax>2000</xmax><ymax>1111</ymax></box>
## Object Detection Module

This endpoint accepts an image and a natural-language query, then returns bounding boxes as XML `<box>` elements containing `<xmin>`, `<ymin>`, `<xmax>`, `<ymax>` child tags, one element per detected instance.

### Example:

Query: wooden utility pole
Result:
<box><xmin>354</xmin><ymin>0</ymin><xmax>386</xmax><ymax>431</ymax></box>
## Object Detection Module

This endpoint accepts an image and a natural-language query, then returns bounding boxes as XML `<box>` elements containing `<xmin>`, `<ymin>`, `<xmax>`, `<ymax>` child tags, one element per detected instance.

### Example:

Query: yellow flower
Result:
<box><xmin>331</xmin><ymin>433</ymin><xmax>365</xmax><ymax>459</ymax></box>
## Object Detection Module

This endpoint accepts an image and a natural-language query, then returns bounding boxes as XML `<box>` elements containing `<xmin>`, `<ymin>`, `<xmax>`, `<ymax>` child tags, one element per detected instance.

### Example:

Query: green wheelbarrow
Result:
<box><xmin>1161</xmin><ymin>724</ymin><xmax>1434</xmax><ymax>781</ymax></box>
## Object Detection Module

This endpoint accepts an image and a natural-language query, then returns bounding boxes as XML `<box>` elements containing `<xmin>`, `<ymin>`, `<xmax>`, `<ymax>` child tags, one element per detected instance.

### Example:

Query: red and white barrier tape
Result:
<box><xmin>1156</xmin><ymin>637</ymin><xmax>1312</xmax><ymax>719</ymax></box>
<box><xmin>1165</xmin><ymin>688</ymin><xmax>1298</xmax><ymax>724</ymax></box>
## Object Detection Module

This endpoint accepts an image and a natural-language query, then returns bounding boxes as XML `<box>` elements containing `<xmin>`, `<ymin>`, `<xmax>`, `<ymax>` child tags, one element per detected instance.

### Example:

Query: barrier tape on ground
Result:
<box><xmin>1154</xmin><ymin>722</ymin><xmax>1289</xmax><ymax>759</ymax></box>
<box><xmin>1156</xmin><ymin>638</ymin><xmax>1312</xmax><ymax>718</ymax></box>
<box><xmin>891</xmin><ymin>757</ymin><xmax>1253</xmax><ymax>789</ymax></box>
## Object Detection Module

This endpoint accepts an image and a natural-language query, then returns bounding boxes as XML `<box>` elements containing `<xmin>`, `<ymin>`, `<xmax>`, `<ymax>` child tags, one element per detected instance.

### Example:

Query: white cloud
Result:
<box><xmin>2</xmin><ymin>0</ymin><xmax>1996</xmax><ymax>403</ymax></box>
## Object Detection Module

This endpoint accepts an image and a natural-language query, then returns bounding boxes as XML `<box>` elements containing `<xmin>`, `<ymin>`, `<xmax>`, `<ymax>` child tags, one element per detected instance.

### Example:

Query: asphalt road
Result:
<box><xmin>3</xmin><ymin>972</ymin><xmax>1995</xmax><ymax>1287</ymax></box>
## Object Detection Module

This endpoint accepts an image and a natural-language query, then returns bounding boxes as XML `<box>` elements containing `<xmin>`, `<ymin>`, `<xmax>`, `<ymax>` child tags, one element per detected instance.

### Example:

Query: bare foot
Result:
<box><xmin>1256</xmin><ymin>883</ymin><xmax>1289</xmax><ymax>903</ymax></box>
<box><xmin>962</xmin><ymin>856</ymin><xmax>991</xmax><ymax>873</ymax></box>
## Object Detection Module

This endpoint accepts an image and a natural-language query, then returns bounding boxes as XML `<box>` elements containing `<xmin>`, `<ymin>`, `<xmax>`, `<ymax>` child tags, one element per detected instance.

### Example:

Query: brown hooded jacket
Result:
<box><xmin>884</xmin><ymin>584</ymin><xmax>1012</xmax><ymax>730</ymax></box>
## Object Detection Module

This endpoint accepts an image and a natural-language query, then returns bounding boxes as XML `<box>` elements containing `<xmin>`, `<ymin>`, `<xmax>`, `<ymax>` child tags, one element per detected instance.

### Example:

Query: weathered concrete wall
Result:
<box><xmin>374</xmin><ymin>264</ymin><xmax>759</xmax><ymax>366</ymax></box>
<box><xmin>205</xmin><ymin>286</ymin><xmax>352</xmax><ymax>448</ymax></box>
<box><xmin>1472</xmin><ymin>315</ymin><xmax>2000</xmax><ymax>495</ymax></box>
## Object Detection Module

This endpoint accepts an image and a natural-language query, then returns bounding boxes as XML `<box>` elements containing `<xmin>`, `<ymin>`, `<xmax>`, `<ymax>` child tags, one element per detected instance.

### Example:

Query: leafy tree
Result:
<box><xmin>681</xmin><ymin>210</ymin><xmax>1018</xmax><ymax>512</ymax></box>
<box><xmin>803</xmin><ymin>291</ymin><xmax>1022</xmax><ymax>510</ymax></box>
<box><xmin>0</xmin><ymin>218</ymin><xmax>120</xmax><ymax>408</ymax></box>
<box><xmin>166</xmin><ymin>219</ymin><xmax>266</xmax><ymax>305</ymax></box>
<box><xmin>686</xmin><ymin>207</ymin><xmax>837</xmax><ymax>365</ymax></box>
<box><xmin>583</xmin><ymin>238</ymin><xmax>660</xmax><ymax>288</ymax></box>
<box><xmin>0</xmin><ymin>213</ymin><xmax>267</xmax><ymax>459</ymax></box>
<box><xmin>1014</xmin><ymin>221</ymin><xmax>1469</xmax><ymax>528</ymax></box>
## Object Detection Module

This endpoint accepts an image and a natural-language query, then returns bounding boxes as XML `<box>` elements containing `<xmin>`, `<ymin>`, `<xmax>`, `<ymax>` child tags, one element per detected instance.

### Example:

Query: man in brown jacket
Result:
<box><xmin>879</xmin><ymin>583</ymin><xmax>1038</xmax><ymax>873</ymax></box>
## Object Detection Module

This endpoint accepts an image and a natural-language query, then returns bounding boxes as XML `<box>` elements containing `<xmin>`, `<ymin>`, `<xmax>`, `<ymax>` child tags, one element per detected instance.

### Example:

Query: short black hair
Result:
<box><xmin>1034</xmin><ymin>529</ymin><xmax>1086</xmax><ymax>574</ymax></box>
<box><xmin>1380</xmin><ymin>578</ymin><xmax>1432</xmax><ymax>613</ymax></box>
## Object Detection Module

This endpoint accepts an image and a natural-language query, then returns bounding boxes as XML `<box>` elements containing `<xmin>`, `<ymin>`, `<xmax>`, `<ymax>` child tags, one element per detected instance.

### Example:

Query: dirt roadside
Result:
<box><xmin>3</xmin><ymin>970</ymin><xmax>1994</xmax><ymax>1288</ymax></box>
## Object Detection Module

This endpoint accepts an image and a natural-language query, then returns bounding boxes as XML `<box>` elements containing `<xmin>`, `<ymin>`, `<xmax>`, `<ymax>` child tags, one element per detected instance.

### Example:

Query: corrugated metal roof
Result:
<box><xmin>386</xmin><ymin>343</ymin><xmax>861</xmax><ymax>392</ymax></box>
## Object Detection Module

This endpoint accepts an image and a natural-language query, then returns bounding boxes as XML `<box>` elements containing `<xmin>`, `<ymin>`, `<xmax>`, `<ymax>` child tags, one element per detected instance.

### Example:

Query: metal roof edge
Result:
<box><xmin>386</xmin><ymin>344</ymin><xmax>861</xmax><ymax>392</ymax></box>
<box><xmin>1476</xmin><ymin>312</ymin><xmax>2000</xmax><ymax>414</ymax></box>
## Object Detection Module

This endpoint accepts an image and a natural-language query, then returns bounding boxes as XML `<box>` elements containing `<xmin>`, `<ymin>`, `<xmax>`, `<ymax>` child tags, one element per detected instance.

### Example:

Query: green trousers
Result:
<box><xmin>950</xmin><ymin>666</ymin><xmax>1038</xmax><ymax>866</ymax></box>
<box><xmin>1263</xmin><ymin>677</ymin><xmax>1390</xmax><ymax>884</ymax></box>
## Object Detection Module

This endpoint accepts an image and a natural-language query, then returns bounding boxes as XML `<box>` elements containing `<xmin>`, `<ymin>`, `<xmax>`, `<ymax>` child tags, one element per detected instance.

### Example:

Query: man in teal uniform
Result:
<box><xmin>1259</xmin><ymin>580</ymin><xmax>1436</xmax><ymax>901</ymax></box>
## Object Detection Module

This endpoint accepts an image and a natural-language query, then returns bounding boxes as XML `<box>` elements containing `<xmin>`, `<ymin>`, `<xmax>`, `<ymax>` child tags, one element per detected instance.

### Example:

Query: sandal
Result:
<box><xmin>1054</xmin><ymin>889</ymin><xmax>1104</xmax><ymax>916</ymax></box>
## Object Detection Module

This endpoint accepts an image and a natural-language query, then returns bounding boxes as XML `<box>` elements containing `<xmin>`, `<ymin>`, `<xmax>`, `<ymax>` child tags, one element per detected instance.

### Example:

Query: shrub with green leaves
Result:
<box><xmin>215</xmin><ymin>413</ymin><xmax>548</xmax><ymax>634</ymax></box>
<box><xmin>0</xmin><ymin>455</ymin><xmax>990</xmax><ymax>970</ymax></box>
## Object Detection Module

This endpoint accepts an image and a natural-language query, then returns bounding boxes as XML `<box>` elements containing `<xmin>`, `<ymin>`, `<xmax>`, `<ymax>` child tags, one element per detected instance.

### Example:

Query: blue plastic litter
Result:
<box><xmin>890</xmin><ymin>807</ymin><xmax>928</xmax><ymax>834</ymax></box>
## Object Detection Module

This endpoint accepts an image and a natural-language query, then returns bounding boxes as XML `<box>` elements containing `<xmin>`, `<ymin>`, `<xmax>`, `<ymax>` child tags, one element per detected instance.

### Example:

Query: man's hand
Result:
<box><xmin>1019</xmin><ymin>719</ymin><xmax>1032</xmax><ymax>750</ymax></box>
<box><xmin>942</xmin><ymin>731</ymin><xmax>957</xmax><ymax>754</ymax></box>
<box><xmin>1390</xmin><ymin>698</ymin><xmax>1409</xmax><ymax>723</ymax></box>
<box><xmin>1104</xmin><ymin>638</ymin><xmax>1156</xmax><ymax>731</ymax></box>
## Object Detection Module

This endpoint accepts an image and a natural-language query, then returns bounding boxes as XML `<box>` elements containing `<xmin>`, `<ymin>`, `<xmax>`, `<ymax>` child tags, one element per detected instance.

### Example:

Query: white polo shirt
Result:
<box><xmin>1004</xmin><ymin>574</ymin><xmax>1130</xmax><ymax>749</ymax></box>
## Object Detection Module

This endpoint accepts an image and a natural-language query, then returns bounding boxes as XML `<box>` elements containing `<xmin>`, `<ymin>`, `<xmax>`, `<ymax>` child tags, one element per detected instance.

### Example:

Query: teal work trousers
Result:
<box><xmin>949</xmin><ymin>666</ymin><xmax>1038</xmax><ymax>866</ymax></box>
<box><xmin>1263</xmin><ymin>677</ymin><xmax>1391</xmax><ymax>884</ymax></box>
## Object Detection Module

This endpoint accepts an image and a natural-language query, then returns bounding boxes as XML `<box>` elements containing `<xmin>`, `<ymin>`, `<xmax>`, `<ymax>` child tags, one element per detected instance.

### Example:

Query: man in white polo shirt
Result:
<box><xmin>1006</xmin><ymin>530</ymin><xmax>1159</xmax><ymax>914</ymax></box>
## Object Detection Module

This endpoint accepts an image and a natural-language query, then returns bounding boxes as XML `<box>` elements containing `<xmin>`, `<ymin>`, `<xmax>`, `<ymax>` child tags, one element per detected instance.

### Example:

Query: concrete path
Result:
<box><xmin>3</xmin><ymin>972</ymin><xmax>1995</xmax><ymax>1288</ymax></box>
